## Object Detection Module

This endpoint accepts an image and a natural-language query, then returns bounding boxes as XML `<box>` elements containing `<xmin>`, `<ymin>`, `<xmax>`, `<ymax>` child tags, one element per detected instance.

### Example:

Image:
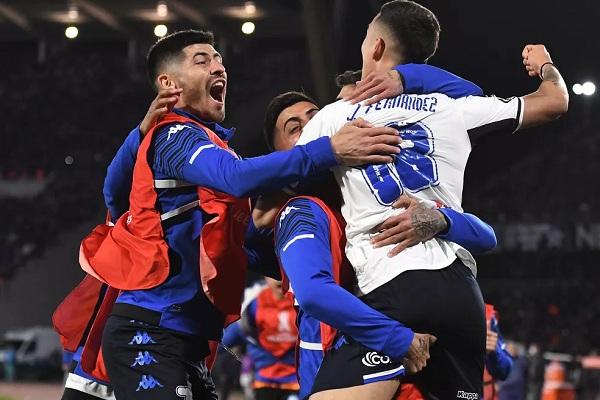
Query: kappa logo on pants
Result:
<box><xmin>135</xmin><ymin>374</ymin><xmax>164</xmax><ymax>391</ymax></box>
<box><xmin>131</xmin><ymin>351</ymin><xmax>158</xmax><ymax>367</ymax></box>
<box><xmin>128</xmin><ymin>330</ymin><xmax>157</xmax><ymax>345</ymax></box>
<box><xmin>361</xmin><ymin>351</ymin><xmax>391</xmax><ymax>367</ymax></box>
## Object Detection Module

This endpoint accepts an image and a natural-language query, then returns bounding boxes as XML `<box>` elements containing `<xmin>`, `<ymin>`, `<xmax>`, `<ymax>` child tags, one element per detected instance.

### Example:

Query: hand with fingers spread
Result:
<box><xmin>330</xmin><ymin>117</ymin><xmax>401</xmax><ymax>166</ymax></box>
<box><xmin>522</xmin><ymin>44</ymin><xmax>553</xmax><ymax>78</ymax></box>
<box><xmin>370</xmin><ymin>194</ymin><xmax>447</xmax><ymax>257</ymax></box>
<box><xmin>402</xmin><ymin>332</ymin><xmax>437</xmax><ymax>375</ymax></box>
<box><xmin>139</xmin><ymin>87</ymin><xmax>183</xmax><ymax>135</ymax></box>
<box><xmin>344</xmin><ymin>70</ymin><xmax>404</xmax><ymax>106</ymax></box>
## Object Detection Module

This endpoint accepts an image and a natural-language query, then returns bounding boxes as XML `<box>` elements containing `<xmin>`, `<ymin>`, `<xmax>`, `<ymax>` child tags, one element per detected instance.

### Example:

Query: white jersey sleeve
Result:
<box><xmin>458</xmin><ymin>95</ymin><xmax>524</xmax><ymax>143</ymax></box>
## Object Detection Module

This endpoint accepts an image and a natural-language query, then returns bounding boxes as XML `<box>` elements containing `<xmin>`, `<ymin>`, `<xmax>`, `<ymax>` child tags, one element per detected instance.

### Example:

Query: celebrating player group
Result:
<box><xmin>53</xmin><ymin>1</ymin><xmax>568</xmax><ymax>399</ymax></box>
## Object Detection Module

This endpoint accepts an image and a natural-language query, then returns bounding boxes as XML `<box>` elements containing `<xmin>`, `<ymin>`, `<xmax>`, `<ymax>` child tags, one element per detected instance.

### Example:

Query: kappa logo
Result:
<box><xmin>128</xmin><ymin>330</ymin><xmax>157</xmax><ymax>345</ymax></box>
<box><xmin>167</xmin><ymin>124</ymin><xmax>189</xmax><ymax>140</ymax></box>
<box><xmin>136</xmin><ymin>375</ymin><xmax>164</xmax><ymax>391</ymax></box>
<box><xmin>279</xmin><ymin>206</ymin><xmax>299</xmax><ymax>226</ymax></box>
<box><xmin>361</xmin><ymin>351</ymin><xmax>391</xmax><ymax>367</ymax></box>
<box><xmin>131</xmin><ymin>351</ymin><xmax>158</xmax><ymax>367</ymax></box>
<box><xmin>457</xmin><ymin>391</ymin><xmax>479</xmax><ymax>399</ymax></box>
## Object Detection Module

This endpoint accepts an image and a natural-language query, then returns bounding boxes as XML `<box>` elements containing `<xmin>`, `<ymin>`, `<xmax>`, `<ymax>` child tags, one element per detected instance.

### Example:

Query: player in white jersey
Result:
<box><xmin>298</xmin><ymin>1</ymin><xmax>568</xmax><ymax>399</ymax></box>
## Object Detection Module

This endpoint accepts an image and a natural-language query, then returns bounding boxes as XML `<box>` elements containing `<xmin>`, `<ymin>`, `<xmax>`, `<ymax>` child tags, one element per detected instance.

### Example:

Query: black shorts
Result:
<box><xmin>310</xmin><ymin>336</ymin><xmax>405</xmax><ymax>395</ymax></box>
<box><xmin>102</xmin><ymin>315</ymin><xmax>217</xmax><ymax>400</ymax></box>
<box><xmin>312</xmin><ymin>260</ymin><xmax>485</xmax><ymax>400</ymax></box>
<box><xmin>254</xmin><ymin>387</ymin><xmax>300</xmax><ymax>400</ymax></box>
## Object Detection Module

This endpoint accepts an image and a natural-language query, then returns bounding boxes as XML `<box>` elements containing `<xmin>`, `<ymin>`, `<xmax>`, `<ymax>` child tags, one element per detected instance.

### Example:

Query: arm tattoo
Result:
<box><xmin>541</xmin><ymin>64</ymin><xmax>565</xmax><ymax>88</ymax></box>
<box><xmin>410</xmin><ymin>204</ymin><xmax>448</xmax><ymax>242</ymax></box>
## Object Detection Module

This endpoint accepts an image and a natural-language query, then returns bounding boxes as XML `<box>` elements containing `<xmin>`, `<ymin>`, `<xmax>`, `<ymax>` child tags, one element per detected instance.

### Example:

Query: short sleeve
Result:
<box><xmin>458</xmin><ymin>95</ymin><xmax>524</xmax><ymax>142</ymax></box>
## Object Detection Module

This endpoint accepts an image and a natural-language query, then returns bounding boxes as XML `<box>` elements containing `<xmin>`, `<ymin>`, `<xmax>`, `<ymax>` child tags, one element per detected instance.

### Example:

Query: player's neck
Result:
<box><xmin>375</xmin><ymin>56</ymin><xmax>403</xmax><ymax>74</ymax></box>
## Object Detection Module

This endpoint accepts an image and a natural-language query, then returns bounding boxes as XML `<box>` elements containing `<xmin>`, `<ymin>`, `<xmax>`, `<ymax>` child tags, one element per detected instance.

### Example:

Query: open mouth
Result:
<box><xmin>209</xmin><ymin>80</ymin><xmax>225</xmax><ymax>103</ymax></box>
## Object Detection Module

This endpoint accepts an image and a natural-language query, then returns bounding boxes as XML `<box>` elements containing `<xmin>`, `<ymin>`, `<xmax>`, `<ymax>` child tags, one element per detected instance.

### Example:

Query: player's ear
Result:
<box><xmin>157</xmin><ymin>73</ymin><xmax>177</xmax><ymax>90</ymax></box>
<box><xmin>373</xmin><ymin>37</ymin><xmax>385</xmax><ymax>61</ymax></box>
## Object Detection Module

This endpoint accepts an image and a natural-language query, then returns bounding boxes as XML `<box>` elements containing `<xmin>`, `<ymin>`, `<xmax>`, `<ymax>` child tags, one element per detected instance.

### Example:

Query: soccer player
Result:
<box><xmin>222</xmin><ymin>278</ymin><xmax>299</xmax><ymax>400</ymax></box>
<box><xmin>293</xmin><ymin>1</ymin><xmax>568</xmax><ymax>398</ymax></box>
<box><xmin>259</xmin><ymin>88</ymin><xmax>497</xmax><ymax>400</ymax></box>
<box><xmin>90</xmin><ymin>30</ymin><xmax>402</xmax><ymax>400</ymax></box>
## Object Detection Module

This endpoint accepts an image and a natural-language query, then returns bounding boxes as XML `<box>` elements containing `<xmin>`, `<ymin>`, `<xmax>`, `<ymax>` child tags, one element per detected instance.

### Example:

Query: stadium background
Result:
<box><xmin>0</xmin><ymin>0</ymin><xmax>598</xmax><ymax>398</ymax></box>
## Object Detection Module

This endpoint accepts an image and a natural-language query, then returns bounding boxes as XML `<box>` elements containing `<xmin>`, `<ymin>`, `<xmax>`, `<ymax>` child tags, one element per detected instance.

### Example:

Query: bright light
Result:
<box><xmin>154</xmin><ymin>24</ymin><xmax>168</xmax><ymax>37</ymax></box>
<box><xmin>573</xmin><ymin>83</ymin><xmax>583</xmax><ymax>95</ymax></box>
<box><xmin>65</xmin><ymin>26</ymin><xmax>79</xmax><ymax>39</ymax></box>
<box><xmin>241</xmin><ymin>21</ymin><xmax>255</xmax><ymax>35</ymax></box>
<box><xmin>157</xmin><ymin>1</ymin><xmax>168</xmax><ymax>17</ymax></box>
<box><xmin>244</xmin><ymin>1</ymin><xmax>256</xmax><ymax>15</ymax></box>
<box><xmin>64</xmin><ymin>156</ymin><xmax>74</xmax><ymax>165</ymax></box>
<box><xmin>582</xmin><ymin>81</ymin><xmax>596</xmax><ymax>96</ymax></box>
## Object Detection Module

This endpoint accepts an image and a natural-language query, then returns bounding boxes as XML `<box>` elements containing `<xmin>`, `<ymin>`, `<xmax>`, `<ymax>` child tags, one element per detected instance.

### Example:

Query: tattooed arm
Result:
<box><xmin>371</xmin><ymin>195</ymin><xmax>497</xmax><ymax>257</ymax></box>
<box><xmin>521</xmin><ymin>44</ymin><xmax>569</xmax><ymax>129</ymax></box>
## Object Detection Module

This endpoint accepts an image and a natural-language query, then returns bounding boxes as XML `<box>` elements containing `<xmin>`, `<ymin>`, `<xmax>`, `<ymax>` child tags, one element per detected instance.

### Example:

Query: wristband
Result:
<box><xmin>539</xmin><ymin>62</ymin><xmax>556</xmax><ymax>80</ymax></box>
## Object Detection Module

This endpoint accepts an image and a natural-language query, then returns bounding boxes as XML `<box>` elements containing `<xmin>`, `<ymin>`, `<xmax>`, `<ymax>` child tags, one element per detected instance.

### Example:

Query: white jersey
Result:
<box><xmin>297</xmin><ymin>93</ymin><xmax>523</xmax><ymax>294</ymax></box>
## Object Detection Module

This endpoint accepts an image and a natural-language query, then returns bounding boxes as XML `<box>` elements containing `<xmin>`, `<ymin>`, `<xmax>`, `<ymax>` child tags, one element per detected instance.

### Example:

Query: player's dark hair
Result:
<box><xmin>146</xmin><ymin>29</ymin><xmax>215</xmax><ymax>89</ymax></box>
<box><xmin>263</xmin><ymin>91</ymin><xmax>318</xmax><ymax>151</ymax></box>
<box><xmin>377</xmin><ymin>0</ymin><xmax>440</xmax><ymax>63</ymax></box>
<box><xmin>335</xmin><ymin>70</ymin><xmax>362</xmax><ymax>88</ymax></box>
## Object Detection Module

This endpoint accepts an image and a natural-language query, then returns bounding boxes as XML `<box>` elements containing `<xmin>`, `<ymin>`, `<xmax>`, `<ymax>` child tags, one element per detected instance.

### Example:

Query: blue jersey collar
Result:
<box><xmin>173</xmin><ymin>108</ymin><xmax>236</xmax><ymax>141</ymax></box>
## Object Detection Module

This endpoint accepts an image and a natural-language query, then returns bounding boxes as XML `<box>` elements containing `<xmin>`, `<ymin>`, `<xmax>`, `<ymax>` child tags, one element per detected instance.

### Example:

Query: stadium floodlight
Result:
<box><xmin>65</xmin><ymin>26</ymin><xmax>79</xmax><ymax>39</ymax></box>
<box><xmin>582</xmin><ymin>81</ymin><xmax>596</xmax><ymax>96</ymax></box>
<box><xmin>154</xmin><ymin>24</ymin><xmax>168</xmax><ymax>37</ymax></box>
<box><xmin>242</xmin><ymin>21</ymin><xmax>255</xmax><ymax>35</ymax></box>
<box><xmin>245</xmin><ymin>1</ymin><xmax>257</xmax><ymax>15</ymax></box>
<box><xmin>572</xmin><ymin>83</ymin><xmax>583</xmax><ymax>95</ymax></box>
<box><xmin>157</xmin><ymin>1</ymin><xmax>168</xmax><ymax>17</ymax></box>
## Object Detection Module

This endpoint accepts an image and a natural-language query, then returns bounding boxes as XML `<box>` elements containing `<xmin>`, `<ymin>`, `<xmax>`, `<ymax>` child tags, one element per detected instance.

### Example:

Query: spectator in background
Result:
<box><xmin>498</xmin><ymin>341</ymin><xmax>528</xmax><ymax>400</ymax></box>
<box><xmin>221</xmin><ymin>278</ymin><xmax>299</xmax><ymax>400</ymax></box>
<box><xmin>484</xmin><ymin>304</ymin><xmax>513</xmax><ymax>399</ymax></box>
<box><xmin>526</xmin><ymin>343</ymin><xmax>545</xmax><ymax>400</ymax></box>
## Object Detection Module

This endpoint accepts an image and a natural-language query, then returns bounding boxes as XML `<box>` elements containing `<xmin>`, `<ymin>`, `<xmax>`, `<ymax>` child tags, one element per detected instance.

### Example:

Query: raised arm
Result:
<box><xmin>520</xmin><ymin>44</ymin><xmax>569</xmax><ymax>129</ymax></box>
<box><xmin>103</xmin><ymin>88</ymin><xmax>181</xmax><ymax>220</ymax></box>
<box><xmin>344</xmin><ymin>63</ymin><xmax>483</xmax><ymax>105</ymax></box>
<box><xmin>157</xmin><ymin>118</ymin><xmax>400</xmax><ymax>198</ymax></box>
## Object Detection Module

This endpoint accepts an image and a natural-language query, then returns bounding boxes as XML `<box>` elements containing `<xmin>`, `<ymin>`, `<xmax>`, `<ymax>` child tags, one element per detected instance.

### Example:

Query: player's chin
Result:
<box><xmin>206</xmin><ymin>103</ymin><xmax>226</xmax><ymax>122</ymax></box>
